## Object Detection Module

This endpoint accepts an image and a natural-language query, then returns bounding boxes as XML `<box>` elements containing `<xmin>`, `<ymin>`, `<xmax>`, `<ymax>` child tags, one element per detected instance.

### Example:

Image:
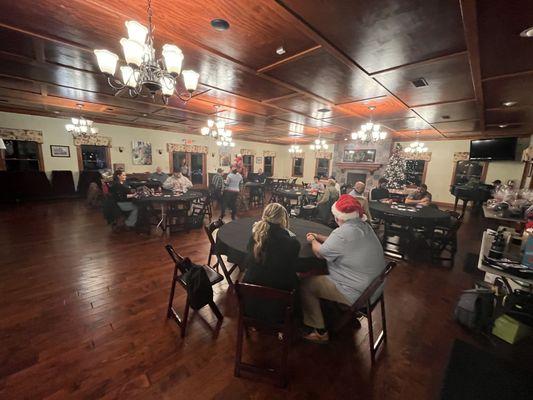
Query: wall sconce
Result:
<box><xmin>158</xmin><ymin>149</ymin><xmax>163</xmax><ymax>155</ymax></box>
<box><xmin>118</xmin><ymin>146</ymin><xmax>124</xmax><ymax>153</ymax></box>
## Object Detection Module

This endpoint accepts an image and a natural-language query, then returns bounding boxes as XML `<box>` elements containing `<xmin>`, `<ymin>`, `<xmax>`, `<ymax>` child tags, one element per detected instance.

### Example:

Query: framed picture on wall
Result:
<box><xmin>113</xmin><ymin>163</ymin><xmax>125</xmax><ymax>172</ymax></box>
<box><xmin>132</xmin><ymin>140</ymin><xmax>152</xmax><ymax>165</ymax></box>
<box><xmin>219</xmin><ymin>153</ymin><xmax>231</xmax><ymax>166</ymax></box>
<box><xmin>50</xmin><ymin>145</ymin><xmax>70</xmax><ymax>158</ymax></box>
<box><xmin>256</xmin><ymin>156</ymin><xmax>263</xmax><ymax>164</ymax></box>
<box><xmin>343</xmin><ymin>149</ymin><xmax>376</xmax><ymax>163</ymax></box>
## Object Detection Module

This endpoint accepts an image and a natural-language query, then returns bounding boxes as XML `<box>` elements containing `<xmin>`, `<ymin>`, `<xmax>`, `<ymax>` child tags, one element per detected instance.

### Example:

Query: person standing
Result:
<box><xmin>110</xmin><ymin>170</ymin><xmax>138</xmax><ymax>228</ymax></box>
<box><xmin>211</xmin><ymin>168</ymin><xmax>224</xmax><ymax>209</ymax></box>
<box><xmin>220</xmin><ymin>165</ymin><xmax>243</xmax><ymax>220</ymax></box>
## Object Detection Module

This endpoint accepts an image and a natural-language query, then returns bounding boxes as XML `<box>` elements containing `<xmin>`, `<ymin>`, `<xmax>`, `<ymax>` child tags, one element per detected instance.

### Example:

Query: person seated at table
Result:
<box><xmin>348</xmin><ymin>181</ymin><xmax>371</xmax><ymax>220</ymax></box>
<box><xmin>255</xmin><ymin>168</ymin><xmax>266</xmax><ymax>183</ymax></box>
<box><xmin>370</xmin><ymin>177</ymin><xmax>391</xmax><ymax>203</ymax></box>
<box><xmin>149</xmin><ymin>166</ymin><xmax>168</xmax><ymax>184</ymax></box>
<box><xmin>405</xmin><ymin>183</ymin><xmax>432</xmax><ymax>206</ymax></box>
<box><xmin>110</xmin><ymin>169</ymin><xmax>138</xmax><ymax>228</ymax></box>
<box><xmin>163</xmin><ymin>171</ymin><xmax>193</xmax><ymax>194</ymax></box>
<box><xmin>220</xmin><ymin>165</ymin><xmax>243</xmax><ymax>220</ymax></box>
<box><xmin>243</xmin><ymin>203</ymin><xmax>301</xmax><ymax>322</ymax></box>
<box><xmin>329</xmin><ymin>176</ymin><xmax>341</xmax><ymax>193</ymax></box>
<box><xmin>316</xmin><ymin>179</ymin><xmax>340</xmax><ymax>224</ymax></box>
<box><xmin>302</xmin><ymin>195</ymin><xmax>385</xmax><ymax>343</ymax></box>
<box><xmin>308</xmin><ymin>176</ymin><xmax>325</xmax><ymax>191</ymax></box>
<box><xmin>491</xmin><ymin>179</ymin><xmax>502</xmax><ymax>194</ymax></box>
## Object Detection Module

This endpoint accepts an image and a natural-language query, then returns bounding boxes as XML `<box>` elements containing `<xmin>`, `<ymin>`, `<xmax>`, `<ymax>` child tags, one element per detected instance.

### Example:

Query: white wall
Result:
<box><xmin>394</xmin><ymin>139</ymin><xmax>526</xmax><ymax>204</ymax></box>
<box><xmin>0</xmin><ymin>111</ymin><xmax>329</xmax><ymax>185</ymax></box>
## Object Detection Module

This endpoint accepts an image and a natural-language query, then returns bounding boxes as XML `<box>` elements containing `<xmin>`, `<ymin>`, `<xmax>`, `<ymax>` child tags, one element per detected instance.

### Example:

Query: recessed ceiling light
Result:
<box><xmin>276</xmin><ymin>46</ymin><xmax>286</xmax><ymax>55</ymax></box>
<box><xmin>211</xmin><ymin>19</ymin><xmax>230</xmax><ymax>31</ymax></box>
<box><xmin>106</xmin><ymin>107</ymin><xmax>114</xmax><ymax>111</ymax></box>
<box><xmin>317</xmin><ymin>108</ymin><xmax>331</xmax><ymax>113</ymax></box>
<box><xmin>53</xmin><ymin>111</ymin><xmax>60</xmax><ymax>114</ymax></box>
<box><xmin>502</xmin><ymin>101</ymin><xmax>518</xmax><ymax>107</ymax></box>
<box><xmin>519</xmin><ymin>27</ymin><xmax>533</xmax><ymax>37</ymax></box>
<box><xmin>142</xmin><ymin>113</ymin><xmax>148</xmax><ymax>117</ymax></box>
<box><xmin>499</xmin><ymin>124</ymin><xmax>509</xmax><ymax>128</ymax></box>
<box><xmin>344</xmin><ymin>137</ymin><xmax>348</xmax><ymax>141</ymax></box>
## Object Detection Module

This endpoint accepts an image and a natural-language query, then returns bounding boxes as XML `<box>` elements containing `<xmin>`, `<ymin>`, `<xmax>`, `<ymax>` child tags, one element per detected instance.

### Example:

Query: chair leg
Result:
<box><xmin>279</xmin><ymin>326</ymin><xmax>290</xmax><ymax>388</ymax></box>
<box><xmin>209</xmin><ymin>301</ymin><xmax>224</xmax><ymax>321</ymax></box>
<box><xmin>166</xmin><ymin>268</ymin><xmax>178</xmax><ymax>319</ymax></box>
<box><xmin>366</xmin><ymin>301</ymin><xmax>375</xmax><ymax>363</ymax></box>
<box><xmin>216</xmin><ymin>254</ymin><xmax>234</xmax><ymax>287</ymax></box>
<box><xmin>234</xmin><ymin>313</ymin><xmax>244</xmax><ymax>378</ymax></box>
<box><xmin>380</xmin><ymin>296</ymin><xmax>387</xmax><ymax>343</ymax></box>
<box><xmin>181</xmin><ymin>296</ymin><xmax>190</xmax><ymax>338</ymax></box>
<box><xmin>207</xmin><ymin>247</ymin><xmax>213</xmax><ymax>267</ymax></box>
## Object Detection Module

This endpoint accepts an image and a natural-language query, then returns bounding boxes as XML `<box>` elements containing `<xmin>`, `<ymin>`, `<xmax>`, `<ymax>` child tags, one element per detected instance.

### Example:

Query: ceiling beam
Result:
<box><xmin>459</xmin><ymin>0</ymin><xmax>485</xmax><ymax>133</ymax></box>
<box><xmin>256</xmin><ymin>45</ymin><xmax>322</xmax><ymax>73</ymax></box>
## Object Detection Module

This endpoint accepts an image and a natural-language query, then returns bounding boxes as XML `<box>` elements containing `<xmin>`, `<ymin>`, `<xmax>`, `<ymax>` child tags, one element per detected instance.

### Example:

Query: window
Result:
<box><xmin>292</xmin><ymin>157</ymin><xmax>304</xmax><ymax>177</ymax></box>
<box><xmin>452</xmin><ymin>160</ymin><xmax>485</xmax><ymax>186</ymax></box>
<box><xmin>264</xmin><ymin>156</ymin><xmax>274</xmax><ymax>177</ymax></box>
<box><xmin>80</xmin><ymin>145</ymin><xmax>109</xmax><ymax>171</ymax></box>
<box><xmin>405</xmin><ymin>160</ymin><xmax>426</xmax><ymax>186</ymax></box>
<box><xmin>315</xmin><ymin>158</ymin><xmax>330</xmax><ymax>178</ymax></box>
<box><xmin>2</xmin><ymin>140</ymin><xmax>42</xmax><ymax>171</ymax></box>
<box><xmin>172</xmin><ymin>151</ymin><xmax>207</xmax><ymax>186</ymax></box>
<box><xmin>243</xmin><ymin>155</ymin><xmax>253</xmax><ymax>177</ymax></box>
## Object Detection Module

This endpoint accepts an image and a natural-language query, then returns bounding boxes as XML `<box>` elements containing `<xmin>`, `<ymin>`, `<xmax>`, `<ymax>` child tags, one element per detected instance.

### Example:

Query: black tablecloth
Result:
<box><xmin>216</xmin><ymin>217</ymin><xmax>332</xmax><ymax>265</ymax></box>
<box><xmin>274</xmin><ymin>189</ymin><xmax>307</xmax><ymax>199</ymax></box>
<box><xmin>370</xmin><ymin>202</ymin><xmax>451</xmax><ymax>224</ymax></box>
<box><xmin>244</xmin><ymin>182</ymin><xmax>264</xmax><ymax>188</ymax></box>
<box><xmin>135</xmin><ymin>191</ymin><xmax>203</xmax><ymax>204</ymax></box>
<box><xmin>128</xmin><ymin>180</ymin><xmax>162</xmax><ymax>189</ymax></box>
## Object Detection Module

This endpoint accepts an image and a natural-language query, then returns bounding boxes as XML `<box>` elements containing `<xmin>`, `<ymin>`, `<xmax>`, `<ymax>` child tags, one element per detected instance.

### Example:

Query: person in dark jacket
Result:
<box><xmin>110</xmin><ymin>169</ymin><xmax>138</xmax><ymax>228</ymax></box>
<box><xmin>243</xmin><ymin>203</ymin><xmax>301</xmax><ymax>323</ymax></box>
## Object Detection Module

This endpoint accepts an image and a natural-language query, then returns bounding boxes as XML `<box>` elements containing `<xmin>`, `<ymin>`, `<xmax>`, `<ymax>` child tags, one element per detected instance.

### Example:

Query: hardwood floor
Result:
<box><xmin>0</xmin><ymin>200</ymin><xmax>528</xmax><ymax>399</ymax></box>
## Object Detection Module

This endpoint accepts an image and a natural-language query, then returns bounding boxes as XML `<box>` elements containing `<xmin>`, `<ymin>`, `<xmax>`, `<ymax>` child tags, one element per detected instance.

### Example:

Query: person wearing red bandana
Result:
<box><xmin>302</xmin><ymin>194</ymin><xmax>385</xmax><ymax>343</ymax></box>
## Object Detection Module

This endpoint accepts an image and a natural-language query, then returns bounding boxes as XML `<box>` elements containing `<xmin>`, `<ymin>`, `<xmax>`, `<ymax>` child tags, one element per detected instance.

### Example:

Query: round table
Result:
<box><xmin>216</xmin><ymin>217</ymin><xmax>332</xmax><ymax>265</ymax></box>
<box><xmin>369</xmin><ymin>202</ymin><xmax>451</xmax><ymax>225</ymax></box>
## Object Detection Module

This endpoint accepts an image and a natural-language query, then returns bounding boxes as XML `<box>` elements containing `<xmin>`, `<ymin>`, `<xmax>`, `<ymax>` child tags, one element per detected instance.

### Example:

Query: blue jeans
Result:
<box><xmin>117</xmin><ymin>202</ymin><xmax>138</xmax><ymax>227</ymax></box>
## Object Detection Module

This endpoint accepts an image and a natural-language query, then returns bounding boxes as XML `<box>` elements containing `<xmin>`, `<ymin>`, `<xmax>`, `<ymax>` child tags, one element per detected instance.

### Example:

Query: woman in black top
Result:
<box><xmin>243</xmin><ymin>203</ymin><xmax>301</xmax><ymax>323</ymax></box>
<box><xmin>110</xmin><ymin>170</ymin><xmax>138</xmax><ymax>228</ymax></box>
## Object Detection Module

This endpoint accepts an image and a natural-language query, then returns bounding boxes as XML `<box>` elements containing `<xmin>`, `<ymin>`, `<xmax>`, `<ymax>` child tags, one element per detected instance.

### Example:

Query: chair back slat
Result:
<box><xmin>165</xmin><ymin>244</ymin><xmax>189</xmax><ymax>274</ymax></box>
<box><xmin>349</xmin><ymin>261</ymin><xmax>396</xmax><ymax>310</ymax></box>
<box><xmin>235</xmin><ymin>282</ymin><xmax>294</xmax><ymax>304</ymax></box>
<box><xmin>204</xmin><ymin>219</ymin><xmax>224</xmax><ymax>246</ymax></box>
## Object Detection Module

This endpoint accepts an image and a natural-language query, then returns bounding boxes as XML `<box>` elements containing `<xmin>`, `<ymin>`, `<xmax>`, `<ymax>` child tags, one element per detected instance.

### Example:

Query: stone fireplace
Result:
<box><xmin>332</xmin><ymin>139</ymin><xmax>392</xmax><ymax>191</ymax></box>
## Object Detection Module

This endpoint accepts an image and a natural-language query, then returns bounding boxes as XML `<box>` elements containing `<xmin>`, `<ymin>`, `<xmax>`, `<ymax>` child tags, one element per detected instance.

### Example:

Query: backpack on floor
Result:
<box><xmin>454</xmin><ymin>289</ymin><xmax>495</xmax><ymax>332</ymax></box>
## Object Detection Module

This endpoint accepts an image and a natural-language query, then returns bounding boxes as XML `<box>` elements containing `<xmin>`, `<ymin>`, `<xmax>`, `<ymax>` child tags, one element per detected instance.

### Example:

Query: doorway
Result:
<box><xmin>171</xmin><ymin>151</ymin><xmax>206</xmax><ymax>187</ymax></box>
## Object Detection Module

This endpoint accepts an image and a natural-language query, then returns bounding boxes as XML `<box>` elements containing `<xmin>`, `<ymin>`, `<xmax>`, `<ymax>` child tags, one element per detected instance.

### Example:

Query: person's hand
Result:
<box><xmin>306</xmin><ymin>233</ymin><xmax>317</xmax><ymax>243</ymax></box>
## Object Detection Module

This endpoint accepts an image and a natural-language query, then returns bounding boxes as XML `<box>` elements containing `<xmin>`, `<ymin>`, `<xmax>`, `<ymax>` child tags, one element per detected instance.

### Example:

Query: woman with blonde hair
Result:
<box><xmin>243</xmin><ymin>203</ymin><xmax>301</xmax><ymax>322</ymax></box>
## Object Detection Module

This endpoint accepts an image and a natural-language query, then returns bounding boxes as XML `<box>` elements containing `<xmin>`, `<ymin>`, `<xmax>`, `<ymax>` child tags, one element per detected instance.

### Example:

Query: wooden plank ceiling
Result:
<box><xmin>0</xmin><ymin>0</ymin><xmax>531</xmax><ymax>144</ymax></box>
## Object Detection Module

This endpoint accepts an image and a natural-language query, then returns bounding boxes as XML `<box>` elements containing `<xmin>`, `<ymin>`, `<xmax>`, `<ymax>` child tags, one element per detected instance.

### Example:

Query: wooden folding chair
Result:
<box><xmin>234</xmin><ymin>282</ymin><xmax>295</xmax><ymax>387</ymax></box>
<box><xmin>331</xmin><ymin>261</ymin><xmax>396</xmax><ymax>362</ymax></box>
<box><xmin>203</xmin><ymin>220</ymin><xmax>239</xmax><ymax>287</ymax></box>
<box><xmin>164</xmin><ymin>244</ymin><xmax>224</xmax><ymax>337</ymax></box>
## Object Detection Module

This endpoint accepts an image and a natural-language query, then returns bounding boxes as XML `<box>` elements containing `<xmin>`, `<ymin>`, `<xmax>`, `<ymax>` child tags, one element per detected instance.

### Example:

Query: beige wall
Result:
<box><xmin>394</xmin><ymin>139</ymin><xmax>526</xmax><ymax>204</ymax></box>
<box><xmin>0</xmin><ymin>111</ymin><xmax>332</xmax><ymax>185</ymax></box>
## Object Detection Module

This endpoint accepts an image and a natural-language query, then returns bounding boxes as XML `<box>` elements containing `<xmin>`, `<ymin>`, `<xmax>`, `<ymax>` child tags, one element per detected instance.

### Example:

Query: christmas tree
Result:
<box><xmin>383</xmin><ymin>143</ymin><xmax>406</xmax><ymax>189</ymax></box>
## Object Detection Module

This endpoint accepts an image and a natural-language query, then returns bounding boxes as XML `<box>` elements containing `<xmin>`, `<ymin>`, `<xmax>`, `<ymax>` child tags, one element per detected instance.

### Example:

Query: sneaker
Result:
<box><xmin>302</xmin><ymin>329</ymin><xmax>329</xmax><ymax>344</ymax></box>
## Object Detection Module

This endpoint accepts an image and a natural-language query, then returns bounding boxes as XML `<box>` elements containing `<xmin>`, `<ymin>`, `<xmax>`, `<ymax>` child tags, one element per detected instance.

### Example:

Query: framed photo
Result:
<box><xmin>132</xmin><ymin>140</ymin><xmax>152</xmax><ymax>165</ymax></box>
<box><xmin>256</xmin><ymin>156</ymin><xmax>263</xmax><ymax>164</ymax></box>
<box><xmin>219</xmin><ymin>153</ymin><xmax>231</xmax><ymax>167</ymax></box>
<box><xmin>50</xmin><ymin>145</ymin><xmax>70</xmax><ymax>158</ymax></box>
<box><xmin>343</xmin><ymin>149</ymin><xmax>376</xmax><ymax>163</ymax></box>
<box><xmin>113</xmin><ymin>163</ymin><xmax>125</xmax><ymax>172</ymax></box>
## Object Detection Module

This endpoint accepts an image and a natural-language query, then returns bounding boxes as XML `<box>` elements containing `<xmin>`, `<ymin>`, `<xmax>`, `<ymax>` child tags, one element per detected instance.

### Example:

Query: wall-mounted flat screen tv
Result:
<box><xmin>469</xmin><ymin>137</ymin><xmax>517</xmax><ymax>161</ymax></box>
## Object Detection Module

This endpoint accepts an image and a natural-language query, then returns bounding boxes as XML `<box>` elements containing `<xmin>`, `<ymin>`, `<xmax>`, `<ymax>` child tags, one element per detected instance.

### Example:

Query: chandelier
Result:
<box><xmin>288</xmin><ymin>144</ymin><xmax>302</xmax><ymax>154</ymax></box>
<box><xmin>405</xmin><ymin>132</ymin><xmax>428</xmax><ymax>154</ymax></box>
<box><xmin>200</xmin><ymin>106</ymin><xmax>235</xmax><ymax>147</ymax></box>
<box><xmin>65</xmin><ymin>105</ymin><xmax>99</xmax><ymax>138</ymax></box>
<box><xmin>351</xmin><ymin>106</ymin><xmax>387</xmax><ymax>143</ymax></box>
<box><xmin>93</xmin><ymin>0</ymin><xmax>199</xmax><ymax>103</ymax></box>
<box><xmin>310</xmin><ymin>138</ymin><xmax>328</xmax><ymax>150</ymax></box>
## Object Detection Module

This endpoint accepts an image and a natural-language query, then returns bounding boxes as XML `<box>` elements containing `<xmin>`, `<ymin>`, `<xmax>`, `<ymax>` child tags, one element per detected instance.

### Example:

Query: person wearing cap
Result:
<box><xmin>301</xmin><ymin>194</ymin><xmax>386</xmax><ymax>343</ymax></box>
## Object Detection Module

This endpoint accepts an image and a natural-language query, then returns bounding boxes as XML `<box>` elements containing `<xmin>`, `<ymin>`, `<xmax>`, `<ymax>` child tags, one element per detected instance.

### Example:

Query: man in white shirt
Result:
<box><xmin>163</xmin><ymin>171</ymin><xmax>193</xmax><ymax>193</ymax></box>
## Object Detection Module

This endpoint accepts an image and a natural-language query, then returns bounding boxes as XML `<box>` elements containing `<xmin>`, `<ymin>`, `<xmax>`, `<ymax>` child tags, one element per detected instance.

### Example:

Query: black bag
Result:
<box><xmin>454</xmin><ymin>289</ymin><xmax>495</xmax><ymax>332</ymax></box>
<box><xmin>180</xmin><ymin>259</ymin><xmax>213</xmax><ymax>310</ymax></box>
<box><xmin>503</xmin><ymin>290</ymin><xmax>533</xmax><ymax>327</ymax></box>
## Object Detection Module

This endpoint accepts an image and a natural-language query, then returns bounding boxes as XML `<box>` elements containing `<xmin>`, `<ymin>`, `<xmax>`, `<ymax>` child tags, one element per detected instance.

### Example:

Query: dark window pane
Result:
<box><xmin>264</xmin><ymin>156</ymin><xmax>273</xmax><ymax>177</ymax></box>
<box><xmin>316</xmin><ymin>158</ymin><xmax>329</xmax><ymax>178</ymax></box>
<box><xmin>3</xmin><ymin>140</ymin><xmax>40</xmax><ymax>171</ymax></box>
<box><xmin>405</xmin><ymin>160</ymin><xmax>425</xmax><ymax>186</ymax></box>
<box><xmin>81</xmin><ymin>145</ymin><xmax>108</xmax><ymax>170</ymax></box>
<box><xmin>190</xmin><ymin>153</ymin><xmax>204</xmax><ymax>185</ymax></box>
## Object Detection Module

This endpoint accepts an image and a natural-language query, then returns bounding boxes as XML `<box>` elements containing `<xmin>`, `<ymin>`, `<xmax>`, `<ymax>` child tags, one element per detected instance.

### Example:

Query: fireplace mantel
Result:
<box><xmin>335</xmin><ymin>162</ymin><xmax>383</xmax><ymax>173</ymax></box>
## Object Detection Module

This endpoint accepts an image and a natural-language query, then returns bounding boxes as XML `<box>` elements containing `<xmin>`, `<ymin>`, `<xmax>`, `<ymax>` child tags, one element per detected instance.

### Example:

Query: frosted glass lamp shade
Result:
<box><xmin>120</xmin><ymin>38</ymin><xmax>144</xmax><ymax>66</ymax></box>
<box><xmin>230</xmin><ymin>142</ymin><xmax>235</xmax><ymax>147</ymax></box>
<box><xmin>323</xmin><ymin>143</ymin><xmax>329</xmax><ymax>149</ymax></box>
<box><xmin>94</xmin><ymin>49</ymin><xmax>119</xmax><ymax>75</ymax></box>
<box><xmin>200</xmin><ymin>127</ymin><xmax>210</xmax><ymax>135</ymax></box>
<box><xmin>207</xmin><ymin>119</ymin><xmax>214</xmax><ymax>128</ymax></box>
<box><xmin>182</xmin><ymin>70</ymin><xmax>199</xmax><ymax>92</ymax></box>
<box><xmin>160</xmin><ymin>76</ymin><xmax>175</xmax><ymax>96</ymax></box>
<box><xmin>162</xmin><ymin>44</ymin><xmax>184</xmax><ymax>75</ymax></box>
<box><xmin>90</xmin><ymin>127</ymin><xmax>99</xmax><ymax>134</ymax></box>
<box><xmin>120</xmin><ymin>66</ymin><xmax>140</xmax><ymax>88</ymax></box>
<box><xmin>0</xmin><ymin>138</ymin><xmax>6</xmax><ymax>150</ymax></box>
<box><xmin>65</xmin><ymin>124</ymin><xmax>74</xmax><ymax>132</ymax></box>
<box><xmin>125</xmin><ymin>21</ymin><xmax>148</xmax><ymax>44</ymax></box>
<box><xmin>71</xmin><ymin>118</ymin><xmax>79</xmax><ymax>125</ymax></box>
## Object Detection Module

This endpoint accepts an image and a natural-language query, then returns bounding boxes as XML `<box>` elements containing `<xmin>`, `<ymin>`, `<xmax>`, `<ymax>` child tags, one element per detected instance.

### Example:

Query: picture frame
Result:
<box><xmin>219</xmin><ymin>152</ymin><xmax>231</xmax><ymax>167</ymax></box>
<box><xmin>132</xmin><ymin>140</ymin><xmax>152</xmax><ymax>165</ymax></box>
<box><xmin>50</xmin><ymin>145</ymin><xmax>70</xmax><ymax>158</ymax></box>
<box><xmin>343</xmin><ymin>149</ymin><xmax>376</xmax><ymax>163</ymax></box>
